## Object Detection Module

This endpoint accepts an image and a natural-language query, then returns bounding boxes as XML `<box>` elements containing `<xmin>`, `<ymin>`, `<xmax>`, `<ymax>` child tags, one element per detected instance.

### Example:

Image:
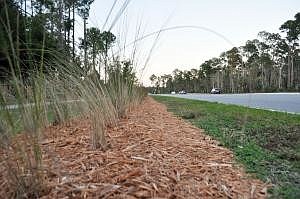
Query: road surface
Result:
<box><xmin>2</xmin><ymin>100</ymin><xmax>82</xmax><ymax>110</ymax></box>
<box><xmin>159</xmin><ymin>93</ymin><xmax>300</xmax><ymax>114</ymax></box>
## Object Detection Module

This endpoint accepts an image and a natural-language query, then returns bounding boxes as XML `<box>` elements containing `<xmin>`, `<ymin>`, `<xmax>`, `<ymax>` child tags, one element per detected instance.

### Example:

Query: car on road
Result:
<box><xmin>210</xmin><ymin>88</ymin><xmax>221</xmax><ymax>94</ymax></box>
<box><xmin>179</xmin><ymin>90</ymin><xmax>187</xmax><ymax>94</ymax></box>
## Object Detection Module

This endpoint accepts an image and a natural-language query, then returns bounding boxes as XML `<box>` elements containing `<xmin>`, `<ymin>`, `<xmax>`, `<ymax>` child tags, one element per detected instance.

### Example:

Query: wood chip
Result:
<box><xmin>0</xmin><ymin>97</ymin><xmax>267</xmax><ymax>198</ymax></box>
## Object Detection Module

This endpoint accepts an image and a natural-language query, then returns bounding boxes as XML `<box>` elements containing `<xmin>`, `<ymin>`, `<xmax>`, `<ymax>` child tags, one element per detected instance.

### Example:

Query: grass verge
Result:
<box><xmin>153</xmin><ymin>95</ymin><xmax>300</xmax><ymax>199</ymax></box>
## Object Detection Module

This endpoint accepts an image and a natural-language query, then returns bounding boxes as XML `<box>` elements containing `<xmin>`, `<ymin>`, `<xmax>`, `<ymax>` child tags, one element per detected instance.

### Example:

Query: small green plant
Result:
<box><xmin>154</xmin><ymin>96</ymin><xmax>300</xmax><ymax>199</ymax></box>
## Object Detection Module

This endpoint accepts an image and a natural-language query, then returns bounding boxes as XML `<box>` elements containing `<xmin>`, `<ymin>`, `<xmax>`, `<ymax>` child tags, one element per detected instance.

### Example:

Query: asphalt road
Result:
<box><xmin>3</xmin><ymin>100</ymin><xmax>82</xmax><ymax>110</ymax></box>
<box><xmin>159</xmin><ymin>93</ymin><xmax>300</xmax><ymax>114</ymax></box>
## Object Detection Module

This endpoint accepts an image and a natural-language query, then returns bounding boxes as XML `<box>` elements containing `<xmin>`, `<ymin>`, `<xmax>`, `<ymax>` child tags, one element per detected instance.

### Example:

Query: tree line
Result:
<box><xmin>0</xmin><ymin>0</ymin><xmax>135</xmax><ymax>83</ymax></box>
<box><xmin>150</xmin><ymin>13</ymin><xmax>300</xmax><ymax>93</ymax></box>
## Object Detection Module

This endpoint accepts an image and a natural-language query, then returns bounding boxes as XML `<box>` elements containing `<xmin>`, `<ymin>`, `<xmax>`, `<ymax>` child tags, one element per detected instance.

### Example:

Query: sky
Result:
<box><xmin>79</xmin><ymin>0</ymin><xmax>300</xmax><ymax>86</ymax></box>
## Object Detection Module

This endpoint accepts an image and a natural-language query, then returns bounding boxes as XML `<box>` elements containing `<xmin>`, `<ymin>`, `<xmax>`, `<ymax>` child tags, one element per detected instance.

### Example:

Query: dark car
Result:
<box><xmin>210</xmin><ymin>88</ymin><xmax>221</xmax><ymax>94</ymax></box>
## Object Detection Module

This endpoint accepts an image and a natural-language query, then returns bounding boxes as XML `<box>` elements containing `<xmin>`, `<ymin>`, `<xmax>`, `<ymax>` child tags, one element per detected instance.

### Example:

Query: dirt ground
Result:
<box><xmin>1</xmin><ymin>97</ymin><xmax>268</xmax><ymax>198</ymax></box>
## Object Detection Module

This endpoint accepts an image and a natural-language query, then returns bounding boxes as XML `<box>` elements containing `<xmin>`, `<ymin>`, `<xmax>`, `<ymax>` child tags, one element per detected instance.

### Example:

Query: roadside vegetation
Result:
<box><xmin>1</xmin><ymin>1</ymin><xmax>299</xmax><ymax>198</ymax></box>
<box><xmin>149</xmin><ymin>13</ymin><xmax>300</xmax><ymax>94</ymax></box>
<box><xmin>154</xmin><ymin>95</ymin><xmax>300</xmax><ymax>199</ymax></box>
<box><xmin>0</xmin><ymin>0</ymin><xmax>148</xmax><ymax>198</ymax></box>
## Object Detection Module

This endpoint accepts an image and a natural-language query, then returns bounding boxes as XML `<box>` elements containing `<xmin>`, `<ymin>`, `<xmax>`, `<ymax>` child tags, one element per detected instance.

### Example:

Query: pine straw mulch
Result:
<box><xmin>1</xmin><ymin>97</ymin><xmax>268</xmax><ymax>198</ymax></box>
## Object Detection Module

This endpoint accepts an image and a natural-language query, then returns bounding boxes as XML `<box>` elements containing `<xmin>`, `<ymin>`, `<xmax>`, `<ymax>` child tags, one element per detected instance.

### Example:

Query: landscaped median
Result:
<box><xmin>153</xmin><ymin>95</ymin><xmax>300</xmax><ymax>199</ymax></box>
<box><xmin>1</xmin><ymin>97</ymin><xmax>267</xmax><ymax>198</ymax></box>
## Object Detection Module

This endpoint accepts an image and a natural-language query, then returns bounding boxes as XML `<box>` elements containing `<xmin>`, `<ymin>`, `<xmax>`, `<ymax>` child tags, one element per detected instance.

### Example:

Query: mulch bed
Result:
<box><xmin>1</xmin><ymin>97</ymin><xmax>267</xmax><ymax>198</ymax></box>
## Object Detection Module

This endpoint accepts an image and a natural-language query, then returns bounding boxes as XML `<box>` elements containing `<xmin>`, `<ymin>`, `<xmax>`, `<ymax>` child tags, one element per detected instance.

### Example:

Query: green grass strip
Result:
<box><xmin>153</xmin><ymin>95</ymin><xmax>300</xmax><ymax>199</ymax></box>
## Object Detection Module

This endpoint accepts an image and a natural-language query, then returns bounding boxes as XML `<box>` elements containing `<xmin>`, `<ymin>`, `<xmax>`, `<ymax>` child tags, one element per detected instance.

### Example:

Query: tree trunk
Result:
<box><xmin>98</xmin><ymin>56</ymin><xmax>101</xmax><ymax>79</ymax></box>
<box><xmin>68</xmin><ymin>6</ymin><xmax>71</xmax><ymax>47</ymax></box>
<box><xmin>92</xmin><ymin>44</ymin><xmax>95</xmax><ymax>71</ymax></box>
<box><xmin>72</xmin><ymin>3</ymin><xmax>75</xmax><ymax>60</ymax></box>
<box><xmin>31</xmin><ymin>0</ymin><xmax>33</xmax><ymax>16</ymax></box>
<box><xmin>104</xmin><ymin>43</ymin><xmax>108</xmax><ymax>83</ymax></box>
<box><xmin>278</xmin><ymin>66</ymin><xmax>282</xmax><ymax>89</ymax></box>
<box><xmin>287</xmin><ymin>54</ymin><xmax>291</xmax><ymax>88</ymax></box>
<box><xmin>58</xmin><ymin>0</ymin><xmax>64</xmax><ymax>52</ymax></box>
<box><xmin>291</xmin><ymin>55</ymin><xmax>294</xmax><ymax>88</ymax></box>
<box><xmin>62</xmin><ymin>2</ymin><xmax>66</xmax><ymax>49</ymax></box>
<box><xmin>24</xmin><ymin>0</ymin><xmax>26</xmax><ymax>16</ymax></box>
<box><xmin>249</xmin><ymin>68</ymin><xmax>253</xmax><ymax>92</ymax></box>
<box><xmin>220</xmin><ymin>71</ymin><xmax>224</xmax><ymax>91</ymax></box>
<box><xmin>84</xmin><ymin>16</ymin><xmax>87</xmax><ymax>74</ymax></box>
<box><xmin>229</xmin><ymin>69</ymin><xmax>235</xmax><ymax>93</ymax></box>
<box><xmin>261</xmin><ymin>63</ymin><xmax>264</xmax><ymax>91</ymax></box>
<box><xmin>217</xmin><ymin>71</ymin><xmax>220</xmax><ymax>88</ymax></box>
